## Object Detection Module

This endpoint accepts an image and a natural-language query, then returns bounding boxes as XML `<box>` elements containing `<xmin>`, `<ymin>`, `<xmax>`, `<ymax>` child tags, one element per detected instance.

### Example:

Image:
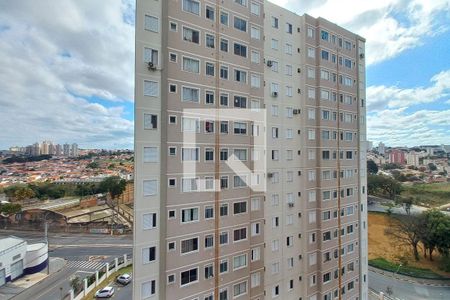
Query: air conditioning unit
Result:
<box><xmin>272</xmin><ymin>91</ymin><xmax>278</xmax><ymax>97</ymax></box>
<box><xmin>298</xmin><ymin>255</ymin><xmax>303</xmax><ymax>260</ymax></box>
<box><xmin>360</xmin><ymin>53</ymin><xmax>365</xmax><ymax>59</ymax></box>
<box><xmin>288</xmin><ymin>202</ymin><xmax>294</xmax><ymax>208</ymax></box>
<box><xmin>267</xmin><ymin>172</ymin><xmax>273</xmax><ymax>178</ymax></box>
<box><xmin>148</xmin><ymin>61</ymin><xmax>156</xmax><ymax>71</ymax></box>
<box><xmin>266</xmin><ymin>60</ymin><xmax>273</xmax><ymax>67</ymax></box>
<box><xmin>293</xmin><ymin>109</ymin><xmax>301</xmax><ymax>115</ymax></box>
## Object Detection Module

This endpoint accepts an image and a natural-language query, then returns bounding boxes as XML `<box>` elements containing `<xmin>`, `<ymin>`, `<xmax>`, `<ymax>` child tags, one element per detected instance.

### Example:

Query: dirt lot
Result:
<box><xmin>368</xmin><ymin>212</ymin><xmax>450</xmax><ymax>277</ymax></box>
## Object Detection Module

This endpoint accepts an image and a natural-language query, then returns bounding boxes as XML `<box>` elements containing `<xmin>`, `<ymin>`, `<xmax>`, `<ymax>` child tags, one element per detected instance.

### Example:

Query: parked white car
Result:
<box><xmin>116</xmin><ymin>273</ymin><xmax>132</xmax><ymax>285</ymax></box>
<box><xmin>95</xmin><ymin>286</ymin><xmax>115</xmax><ymax>298</ymax></box>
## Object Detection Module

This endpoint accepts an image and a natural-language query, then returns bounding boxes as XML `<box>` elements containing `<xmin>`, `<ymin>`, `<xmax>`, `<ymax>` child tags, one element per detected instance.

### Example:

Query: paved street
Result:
<box><xmin>369</xmin><ymin>270</ymin><xmax>450</xmax><ymax>300</ymax></box>
<box><xmin>0</xmin><ymin>230</ymin><xmax>131</xmax><ymax>300</ymax></box>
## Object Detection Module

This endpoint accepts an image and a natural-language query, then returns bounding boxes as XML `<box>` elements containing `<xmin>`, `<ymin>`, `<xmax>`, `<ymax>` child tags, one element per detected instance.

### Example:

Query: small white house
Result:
<box><xmin>0</xmin><ymin>236</ymin><xmax>48</xmax><ymax>287</ymax></box>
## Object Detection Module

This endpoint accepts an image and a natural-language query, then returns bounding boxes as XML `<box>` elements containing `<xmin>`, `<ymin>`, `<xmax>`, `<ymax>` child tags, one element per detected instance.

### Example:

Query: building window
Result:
<box><xmin>142</xmin><ymin>213</ymin><xmax>157</xmax><ymax>230</ymax></box>
<box><xmin>182</xmin><ymin>87</ymin><xmax>200</xmax><ymax>103</ymax></box>
<box><xmin>182</xmin><ymin>148</ymin><xmax>199</xmax><ymax>161</ymax></box>
<box><xmin>220</xmin><ymin>175</ymin><xmax>228</xmax><ymax>189</ymax></box>
<box><xmin>220</xmin><ymin>11</ymin><xmax>229</xmax><ymax>26</ymax></box>
<box><xmin>205</xmin><ymin>6</ymin><xmax>215</xmax><ymax>20</ymax></box>
<box><xmin>205</xmin><ymin>235</ymin><xmax>214</xmax><ymax>249</ymax></box>
<box><xmin>169</xmin><ymin>52</ymin><xmax>177</xmax><ymax>62</ymax></box>
<box><xmin>170</xmin><ymin>21</ymin><xmax>177</xmax><ymax>32</ymax></box>
<box><xmin>183</xmin><ymin>27</ymin><xmax>200</xmax><ymax>44</ymax></box>
<box><xmin>233</xmin><ymin>253</ymin><xmax>247</xmax><ymax>269</ymax></box>
<box><xmin>233</xmin><ymin>228</ymin><xmax>247</xmax><ymax>242</ymax></box>
<box><xmin>205</xmin><ymin>206</ymin><xmax>214</xmax><ymax>219</ymax></box>
<box><xmin>251</xmin><ymin>50</ymin><xmax>260</xmax><ymax>63</ymax></box>
<box><xmin>286</xmin><ymin>22</ymin><xmax>293</xmax><ymax>34</ymax></box>
<box><xmin>233</xmin><ymin>281</ymin><xmax>247</xmax><ymax>297</ymax></box>
<box><xmin>143</xmin><ymin>180</ymin><xmax>157</xmax><ymax>196</ymax></box>
<box><xmin>205</xmin><ymin>62</ymin><xmax>215</xmax><ymax>76</ymax></box>
<box><xmin>143</xmin><ymin>80</ymin><xmax>159</xmax><ymax>97</ymax></box>
<box><xmin>251</xmin><ymin>26</ymin><xmax>260</xmax><ymax>40</ymax></box>
<box><xmin>142</xmin><ymin>246</ymin><xmax>156</xmax><ymax>264</ymax></box>
<box><xmin>181</xmin><ymin>237</ymin><xmax>199</xmax><ymax>254</ymax></box>
<box><xmin>180</xmin><ymin>268</ymin><xmax>198</xmax><ymax>286</ymax></box>
<box><xmin>234</xmin><ymin>42</ymin><xmax>247</xmax><ymax>57</ymax></box>
<box><xmin>205</xmin><ymin>148</ymin><xmax>214</xmax><ymax>161</ymax></box>
<box><xmin>234</xmin><ymin>96</ymin><xmax>247</xmax><ymax>108</ymax></box>
<box><xmin>182</xmin><ymin>0</ymin><xmax>200</xmax><ymax>15</ymax></box>
<box><xmin>251</xmin><ymin>272</ymin><xmax>261</xmax><ymax>288</ymax></box>
<box><xmin>143</xmin><ymin>47</ymin><xmax>158</xmax><ymax>65</ymax></box>
<box><xmin>141</xmin><ymin>280</ymin><xmax>156</xmax><ymax>298</ymax></box>
<box><xmin>233</xmin><ymin>201</ymin><xmax>247</xmax><ymax>214</ymax></box>
<box><xmin>234</xmin><ymin>16</ymin><xmax>247</xmax><ymax>32</ymax></box>
<box><xmin>321</xmin><ymin>30</ymin><xmax>329</xmax><ymax>41</ymax></box>
<box><xmin>272</xmin><ymin>17</ymin><xmax>278</xmax><ymax>28</ymax></box>
<box><xmin>143</xmin><ymin>147</ymin><xmax>158</xmax><ymax>163</ymax></box>
<box><xmin>182</xmin><ymin>57</ymin><xmax>200</xmax><ymax>73</ymax></box>
<box><xmin>206</xmin><ymin>34</ymin><xmax>215</xmax><ymax>48</ymax></box>
<box><xmin>220</xmin><ymin>38</ymin><xmax>228</xmax><ymax>52</ymax></box>
<box><xmin>251</xmin><ymin>247</ymin><xmax>260</xmax><ymax>261</ymax></box>
<box><xmin>144</xmin><ymin>15</ymin><xmax>159</xmax><ymax>32</ymax></box>
<box><xmin>219</xmin><ymin>231</ymin><xmax>228</xmax><ymax>245</ymax></box>
<box><xmin>182</xmin><ymin>178</ymin><xmax>198</xmax><ymax>192</ymax></box>
<box><xmin>181</xmin><ymin>208</ymin><xmax>199</xmax><ymax>223</ymax></box>
<box><xmin>205</xmin><ymin>91</ymin><xmax>215</xmax><ymax>105</ymax></box>
<box><xmin>250</xmin><ymin>2</ymin><xmax>260</xmax><ymax>15</ymax></box>
<box><xmin>220</xmin><ymin>94</ymin><xmax>229</xmax><ymax>107</ymax></box>
<box><xmin>220</xmin><ymin>260</ymin><xmax>228</xmax><ymax>274</ymax></box>
<box><xmin>233</xmin><ymin>175</ymin><xmax>247</xmax><ymax>187</ymax></box>
<box><xmin>220</xmin><ymin>65</ymin><xmax>228</xmax><ymax>79</ymax></box>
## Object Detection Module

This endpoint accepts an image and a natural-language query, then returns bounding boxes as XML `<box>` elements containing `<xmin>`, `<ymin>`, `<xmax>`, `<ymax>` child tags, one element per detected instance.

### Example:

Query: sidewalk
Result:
<box><xmin>0</xmin><ymin>257</ymin><xmax>66</xmax><ymax>300</ymax></box>
<box><xmin>369</xmin><ymin>266</ymin><xmax>450</xmax><ymax>287</ymax></box>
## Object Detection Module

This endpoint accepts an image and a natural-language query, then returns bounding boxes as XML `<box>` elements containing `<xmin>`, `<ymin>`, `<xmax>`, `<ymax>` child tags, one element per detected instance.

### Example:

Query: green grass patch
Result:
<box><xmin>369</xmin><ymin>258</ymin><xmax>448</xmax><ymax>280</ymax></box>
<box><xmin>401</xmin><ymin>183</ymin><xmax>450</xmax><ymax>207</ymax></box>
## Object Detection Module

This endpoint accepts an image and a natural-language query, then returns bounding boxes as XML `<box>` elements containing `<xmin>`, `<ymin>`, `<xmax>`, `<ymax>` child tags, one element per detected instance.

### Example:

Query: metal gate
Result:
<box><xmin>10</xmin><ymin>260</ymin><xmax>23</xmax><ymax>280</ymax></box>
<box><xmin>0</xmin><ymin>269</ymin><xmax>5</xmax><ymax>286</ymax></box>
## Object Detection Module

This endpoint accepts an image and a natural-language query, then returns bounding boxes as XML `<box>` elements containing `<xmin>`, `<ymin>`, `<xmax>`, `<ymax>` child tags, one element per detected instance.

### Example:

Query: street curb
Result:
<box><xmin>369</xmin><ymin>266</ymin><xmax>450</xmax><ymax>287</ymax></box>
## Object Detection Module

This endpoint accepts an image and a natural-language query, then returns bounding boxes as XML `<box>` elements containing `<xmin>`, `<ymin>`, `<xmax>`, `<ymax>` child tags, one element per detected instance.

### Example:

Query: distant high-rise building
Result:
<box><xmin>389</xmin><ymin>149</ymin><xmax>406</xmax><ymax>165</ymax></box>
<box><xmin>71</xmin><ymin>143</ymin><xmax>79</xmax><ymax>157</ymax></box>
<box><xmin>55</xmin><ymin>144</ymin><xmax>63</xmax><ymax>156</ymax></box>
<box><xmin>32</xmin><ymin>143</ymin><xmax>40</xmax><ymax>156</ymax></box>
<box><xmin>378</xmin><ymin>142</ymin><xmax>385</xmax><ymax>155</ymax></box>
<box><xmin>63</xmin><ymin>143</ymin><xmax>70</xmax><ymax>156</ymax></box>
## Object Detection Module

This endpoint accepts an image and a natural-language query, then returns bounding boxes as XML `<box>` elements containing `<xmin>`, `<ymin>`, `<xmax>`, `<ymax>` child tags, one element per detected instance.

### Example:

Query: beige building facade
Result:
<box><xmin>134</xmin><ymin>1</ymin><xmax>367</xmax><ymax>300</ymax></box>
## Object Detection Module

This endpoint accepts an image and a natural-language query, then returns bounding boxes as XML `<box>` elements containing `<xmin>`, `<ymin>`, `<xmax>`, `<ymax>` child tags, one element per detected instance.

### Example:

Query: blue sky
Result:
<box><xmin>0</xmin><ymin>0</ymin><xmax>449</xmax><ymax>149</ymax></box>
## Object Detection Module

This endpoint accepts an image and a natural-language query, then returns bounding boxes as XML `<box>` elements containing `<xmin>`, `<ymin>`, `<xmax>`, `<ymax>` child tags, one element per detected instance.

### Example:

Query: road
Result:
<box><xmin>369</xmin><ymin>270</ymin><xmax>450</xmax><ymax>300</ymax></box>
<box><xmin>0</xmin><ymin>230</ymin><xmax>131</xmax><ymax>300</ymax></box>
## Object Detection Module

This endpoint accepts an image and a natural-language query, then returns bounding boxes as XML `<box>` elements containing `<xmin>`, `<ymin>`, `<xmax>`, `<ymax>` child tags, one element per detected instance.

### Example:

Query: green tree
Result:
<box><xmin>14</xmin><ymin>186</ymin><xmax>35</xmax><ymax>202</ymax></box>
<box><xmin>367</xmin><ymin>160</ymin><xmax>379</xmax><ymax>175</ymax></box>
<box><xmin>87</xmin><ymin>161</ymin><xmax>100</xmax><ymax>169</ymax></box>
<box><xmin>382</xmin><ymin>163</ymin><xmax>403</xmax><ymax>170</ymax></box>
<box><xmin>367</xmin><ymin>175</ymin><xmax>402</xmax><ymax>199</ymax></box>
<box><xmin>386</xmin><ymin>214</ymin><xmax>424</xmax><ymax>261</ymax></box>
<box><xmin>428</xmin><ymin>163</ymin><xmax>437</xmax><ymax>171</ymax></box>
<box><xmin>0</xmin><ymin>203</ymin><xmax>22</xmax><ymax>216</ymax></box>
<box><xmin>98</xmin><ymin>176</ymin><xmax>127</xmax><ymax>199</ymax></box>
<box><xmin>70</xmin><ymin>276</ymin><xmax>82</xmax><ymax>295</ymax></box>
<box><xmin>108</xmin><ymin>163</ymin><xmax>116</xmax><ymax>170</ymax></box>
<box><xmin>420</xmin><ymin>210</ymin><xmax>450</xmax><ymax>260</ymax></box>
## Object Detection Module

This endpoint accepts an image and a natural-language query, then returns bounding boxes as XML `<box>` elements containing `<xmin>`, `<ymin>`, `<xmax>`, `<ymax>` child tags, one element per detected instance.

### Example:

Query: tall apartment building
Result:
<box><xmin>134</xmin><ymin>1</ymin><xmax>368</xmax><ymax>300</ymax></box>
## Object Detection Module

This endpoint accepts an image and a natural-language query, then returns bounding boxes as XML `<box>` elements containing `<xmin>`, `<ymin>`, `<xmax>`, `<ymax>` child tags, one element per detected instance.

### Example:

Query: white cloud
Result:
<box><xmin>367</xmin><ymin>70</ymin><xmax>450</xmax><ymax>111</ymax></box>
<box><xmin>367</xmin><ymin>108</ymin><xmax>450</xmax><ymax>146</ymax></box>
<box><xmin>275</xmin><ymin>0</ymin><xmax>450</xmax><ymax>65</ymax></box>
<box><xmin>0</xmin><ymin>0</ymin><xmax>135</xmax><ymax>149</ymax></box>
<box><xmin>366</xmin><ymin>70</ymin><xmax>450</xmax><ymax>146</ymax></box>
